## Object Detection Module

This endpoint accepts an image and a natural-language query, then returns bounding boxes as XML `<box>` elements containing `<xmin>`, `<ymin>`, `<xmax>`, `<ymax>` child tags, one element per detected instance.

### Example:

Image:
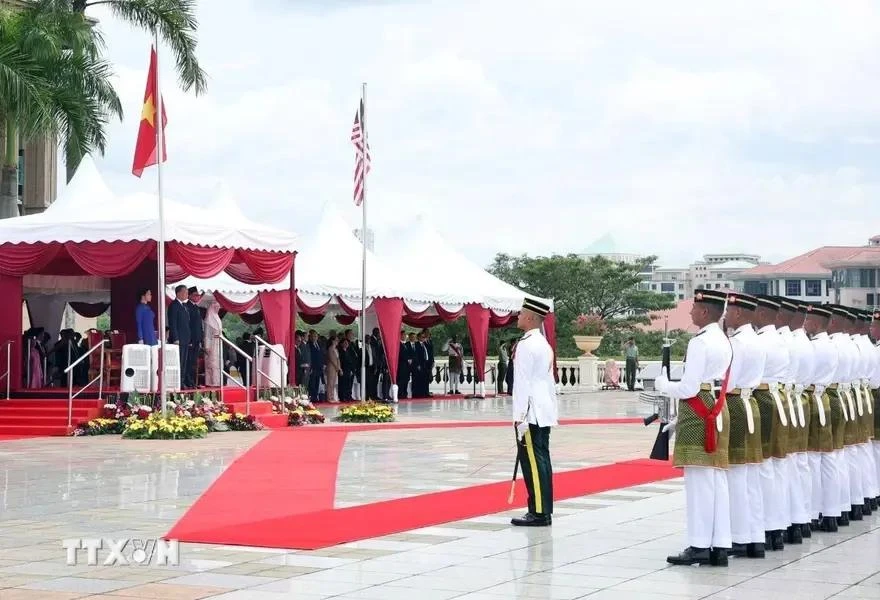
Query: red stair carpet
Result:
<box><xmin>168</xmin><ymin>428</ymin><xmax>679</xmax><ymax>550</ymax></box>
<box><xmin>0</xmin><ymin>398</ymin><xmax>104</xmax><ymax>436</ymax></box>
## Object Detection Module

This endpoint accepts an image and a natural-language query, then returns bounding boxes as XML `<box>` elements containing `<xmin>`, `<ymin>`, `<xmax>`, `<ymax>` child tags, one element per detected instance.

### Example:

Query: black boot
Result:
<box><xmin>810</xmin><ymin>519</ymin><xmax>820</xmax><ymax>531</ymax></box>
<box><xmin>667</xmin><ymin>546</ymin><xmax>710</xmax><ymax>566</ymax></box>
<box><xmin>850</xmin><ymin>505</ymin><xmax>863</xmax><ymax>521</ymax></box>
<box><xmin>770</xmin><ymin>530</ymin><xmax>785</xmax><ymax>551</ymax></box>
<box><xmin>862</xmin><ymin>499</ymin><xmax>873</xmax><ymax>515</ymax></box>
<box><xmin>800</xmin><ymin>523</ymin><xmax>812</xmax><ymax>539</ymax></box>
<box><xmin>870</xmin><ymin>498</ymin><xmax>878</xmax><ymax>511</ymax></box>
<box><xmin>730</xmin><ymin>543</ymin><xmax>748</xmax><ymax>558</ymax></box>
<box><xmin>709</xmin><ymin>548</ymin><xmax>728</xmax><ymax>567</ymax></box>
<box><xmin>510</xmin><ymin>512</ymin><xmax>551</xmax><ymax>527</ymax></box>
<box><xmin>786</xmin><ymin>525</ymin><xmax>803</xmax><ymax>544</ymax></box>
<box><xmin>821</xmin><ymin>516</ymin><xmax>839</xmax><ymax>531</ymax></box>
<box><xmin>838</xmin><ymin>512</ymin><xmax>850</xmax><ymax>526</ymax></box>
<box><xmin>746</xmin><ymin>542</ymin><xmax>765</xmax><ymax>558</ymax></box>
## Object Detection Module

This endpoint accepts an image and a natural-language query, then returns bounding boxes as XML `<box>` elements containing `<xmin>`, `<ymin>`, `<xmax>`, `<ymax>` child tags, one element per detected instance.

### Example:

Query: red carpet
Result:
<box><xmin>168</xmin><ymin>444</ymin><xmax>679</xmax><ymax>550</ymax></box>
<box><xmin>166</xmin><ymin>429</ymin><xmax>347</xmax><ymax>537</ymax></box>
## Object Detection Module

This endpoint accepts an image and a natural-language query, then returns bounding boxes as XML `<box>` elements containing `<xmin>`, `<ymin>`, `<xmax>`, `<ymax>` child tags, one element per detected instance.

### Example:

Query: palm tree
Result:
<box><xmin>65</xmin><ymin>0</ymin><xmax>207</xmax><ymax>180</ymax></box>
<box><xmin>0</xmin><ymin>0</ymin><xmax>123</xmax><ymax>217</ymax></box>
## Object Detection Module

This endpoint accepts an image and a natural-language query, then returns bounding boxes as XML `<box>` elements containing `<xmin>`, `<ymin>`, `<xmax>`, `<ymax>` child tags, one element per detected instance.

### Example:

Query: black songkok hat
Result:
<box><xmin>755</xmin><ymin>294</ymin><xmax>780</xmax><ymax>310</ymax></box>
<box><xmin>694</xmin><ymin>289</ymin><xmax>727</xmax><ymax>305</ymax></box>
<box><xmin>725</xmin><ymin>291</ymin><xmax>758</xmax><ymax>311</ymax></box>
<box><xmin>522</xmin><ymin>297</ymin><xmax>550</xmax><ymax>317</ymax></box>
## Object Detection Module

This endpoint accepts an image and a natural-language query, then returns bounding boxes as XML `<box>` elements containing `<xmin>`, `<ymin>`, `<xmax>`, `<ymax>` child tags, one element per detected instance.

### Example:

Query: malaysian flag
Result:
<box><xmin>351</xmin><ymin>99</ymin><xmax>371</xmax><ymax>205</ymax></box>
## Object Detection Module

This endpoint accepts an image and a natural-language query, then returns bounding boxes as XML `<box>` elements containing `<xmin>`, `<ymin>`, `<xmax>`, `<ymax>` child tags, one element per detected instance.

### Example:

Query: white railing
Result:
<box><xmin>219</xmin><ymin>334</ymin><xmax>252</xmax><ymax>415</ymax></box>
<box><xmin>253</xmin><ymin>334</ymin><xmax>288</xmax><ymax>413</ymax></box>
<box><xmin>64</xmin><ymin>340</ymin><xmax>105</xmax><ymax>428</ymax></box>
<box><xmin>0</xmin><ymin>340</ymin><xmax>11</xmax><ymax>399</ymax></box>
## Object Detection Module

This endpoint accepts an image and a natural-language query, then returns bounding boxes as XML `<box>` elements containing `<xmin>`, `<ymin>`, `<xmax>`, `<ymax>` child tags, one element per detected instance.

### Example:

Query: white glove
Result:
<box><xmin>655</xmin><ymin>373</ymin><xmax>669</xmax><ymax>393</ymax></box>
<box><xmin>516</xmin><ymin>421</ymin><xmax>529</xmax><ymax>440</ymax></box>
<box><xmin>662</xmin><ymin>418</ymin><xmax>677</xmax><ymax>434</ymax></box>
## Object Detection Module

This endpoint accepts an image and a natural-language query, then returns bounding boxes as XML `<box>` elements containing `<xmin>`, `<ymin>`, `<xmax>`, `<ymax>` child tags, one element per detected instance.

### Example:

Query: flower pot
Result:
<box><xmin>573</xmin><ymin>335</ymin><xmax>603</xmax><ymax>357</ymax></box>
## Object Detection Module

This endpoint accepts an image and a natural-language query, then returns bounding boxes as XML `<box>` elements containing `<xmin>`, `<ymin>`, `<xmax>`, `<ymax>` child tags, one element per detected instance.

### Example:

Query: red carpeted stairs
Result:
<box><xmin>0</xmin><ymin>398</ymin><xmax>104</xmax><ymax>436</ymax></box>
<box><xmin>221</xmin><ymin>388</ymin><xmax>287</xmax><ymax>429</ymax></box>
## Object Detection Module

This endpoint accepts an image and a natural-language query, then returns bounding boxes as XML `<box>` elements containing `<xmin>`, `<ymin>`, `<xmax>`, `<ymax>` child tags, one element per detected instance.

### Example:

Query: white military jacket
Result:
<box><xmin>512</xmin><ymin>328</ymin><xmax>559</xmax><ymax>427</ymax></box>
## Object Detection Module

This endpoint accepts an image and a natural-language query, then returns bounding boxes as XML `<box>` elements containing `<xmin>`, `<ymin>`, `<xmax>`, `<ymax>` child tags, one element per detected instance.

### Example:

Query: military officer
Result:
<box><xmin>510</xmin><ymin>297</ymin><xmax>558</xmax><ymax>527</ymax></box>
<box><xmin>656</xmin><ymin>288</ymin><xmax>732</xmax><ymax>567</ymax></box>
<box><xmin>852</xmin><ymin>310</ymin><xmax>878</xmax><ymax>513</ymax></box>
<box><xmin>723</xmin><ymin>292</ymin><xmax>767</xmax><ymax>559</ymax></box>
<box><xmin>790</xmin><ymin>302</ymin><xmax>815</xmax><ymax>538</ymax></box>
<box><xmin>870</xmin><ymin>310</ymin><xmax>880</xmax><ymax>504</ymax></box>
<box><xmin>750</xmin><ymin>295</ymin><xmax>790</xmax><ymax>551</ymax></box>
<box><xmin>827</xmin><ymin>305</ymin><xmax>855</xmax><ymax>526</ymax></box>
<box><xmin>804</xmin><ymin>303</ymin><xmax>840</xmax><ymax>531</ymax></box>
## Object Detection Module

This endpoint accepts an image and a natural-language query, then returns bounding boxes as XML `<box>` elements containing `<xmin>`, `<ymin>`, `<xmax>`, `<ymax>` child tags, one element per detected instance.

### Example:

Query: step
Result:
<box><xmin>0</xmin><ymin>399</ymin><xmax>105</xmax><ymax>409</ymax></box>
<box><xmin>0</xmin><ymin>414</ymin><xmax>99</xmax><ymax>426</ymax></box>
<box><xmin>257</xmin><ymin>414</ymin><xmax>289</xmax><ymax>429</ymax></box>
<box><xmin>0</xmin><ymin>425</ymin><xmax>72</xmax><ymax>436</ymax></box>
<box><xmin>225</xmin><ymin>401</ymin><xmax>274</xmax><ymax>416</ymax></box>
<box><xmin>219</xmin><ymin>388</ymin><xmax>250</xmax><ymax>404</ymax></box>
<box><xmin>0</xmin><ymin>407</ymin><xmax>102</xmax><ymax>418</ymax></box>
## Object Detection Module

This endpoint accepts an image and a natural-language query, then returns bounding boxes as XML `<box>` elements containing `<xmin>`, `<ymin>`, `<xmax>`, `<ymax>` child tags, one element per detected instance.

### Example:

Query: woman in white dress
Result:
<box><xmin>203</xmin><ymin>302</ymin><xmax>223</xmax><ymax>386</ymax></box>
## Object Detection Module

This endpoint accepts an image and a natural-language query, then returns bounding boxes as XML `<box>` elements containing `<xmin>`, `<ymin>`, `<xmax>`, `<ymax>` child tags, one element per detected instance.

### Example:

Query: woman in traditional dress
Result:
<box><xmin>325</xmin><ymin>336</ymin><xmax>341</xmax><ymax>403</ymax></box>
<box><xmin>446</xmin><ymin>335</ymin><xmax>463</xmax><ymax>394</ymax></box>
<box><xmin>203</xmin><ymin>301</ymin><xmax>223</xmax><ymax>386</ymax></box>
<box><xmin>135</xmin><ymin>288</ymin><xmax>158</xmax><ymax>345</ymax></box>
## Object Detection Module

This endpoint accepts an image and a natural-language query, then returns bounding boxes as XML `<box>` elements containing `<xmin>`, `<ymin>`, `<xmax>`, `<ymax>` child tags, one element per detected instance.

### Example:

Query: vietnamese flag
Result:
<box><xmin>132</xmin><ymin>46</ymin><xmax>168</xmax><ymax>177</ymax></box>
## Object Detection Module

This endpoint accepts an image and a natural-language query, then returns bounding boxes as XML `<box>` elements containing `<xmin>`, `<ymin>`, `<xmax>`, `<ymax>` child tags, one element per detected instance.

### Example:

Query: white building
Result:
<box><xmin>646</xmin><ymin>254</ymin><xmax>762</xmax><ymax>301</ymax></box>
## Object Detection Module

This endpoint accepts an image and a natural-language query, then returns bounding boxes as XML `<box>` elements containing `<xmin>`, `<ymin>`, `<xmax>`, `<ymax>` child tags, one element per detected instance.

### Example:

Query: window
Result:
<box><xmin>678</xmin><ymin>283</ymin><xmax>684</xmax><ymax>290</ymax></box>
<box><xmin>743</xmin><ymin>280</ymin><xmax>767</xmax><ymax>295</ymax></box>
<box><xmin>651</xmin><ymin>284</ymin><xmax>656</xmax><ymax>291</ymax></box>
<box><xmin>714</xmin><ymin>283</ymin><xmax>721</xmax><ymax>289</ymax></box>
<box><xmin>678</xmin><ymin>294</ymin><xmax>684</xmax><ymax>300</ymax></box>
<box><xmin>868</xmin><ymin>293</ymin><xmax>876</xmax><ymax>309</ymax></box>
<box><xmin>660</xmin><ymin>282</ymin><xmax>675</xmax><ymax>292</ymax></box>
<box><xmin>860</xmin><ymin>269</ymin><xmax>877</xmax><ymax>288</ymax></box>
<box><xmin>785</xmin><ymin>280</ymin><xmax>802</xmax><ymax>296</ymax></box>
<box><xmin>724</xmin><ymin>283</ymin><xmax>730</xmax><ymax>288</ymax></box>
<box><xmin>716</xmin><ymin>273</ymin><xmax>723</xmax><ymax>279</ymax></box>
<box><xmin>804</xmin><ymin>279</ymin><xmax>822</xmax><ymax>297</ymax></box>
<box><xmin>826</xmin><ymin>280</ymin><xmax>833</xmax><ymax>295</ymax></box>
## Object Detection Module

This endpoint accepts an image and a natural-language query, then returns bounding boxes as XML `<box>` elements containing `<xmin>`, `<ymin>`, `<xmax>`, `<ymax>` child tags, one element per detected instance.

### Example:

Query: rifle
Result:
<box><xmin>643</xmin><ymin>316</ymin><xmax>678</xmax><ymax>460</ymax></box>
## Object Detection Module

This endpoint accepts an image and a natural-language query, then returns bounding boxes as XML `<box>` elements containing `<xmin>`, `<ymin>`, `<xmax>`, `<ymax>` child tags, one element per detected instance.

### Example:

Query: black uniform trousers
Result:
<box><xmin>518</xmin><ymin>423</ymin><xmax>553</xmax><ymax>516</ymax></box>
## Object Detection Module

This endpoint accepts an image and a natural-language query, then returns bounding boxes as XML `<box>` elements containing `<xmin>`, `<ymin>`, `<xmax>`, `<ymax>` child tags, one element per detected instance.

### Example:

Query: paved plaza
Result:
<box><xmin>0</xmin><ymin>391</ymin><xmax>878</xmax><ymax>599</ymax></box>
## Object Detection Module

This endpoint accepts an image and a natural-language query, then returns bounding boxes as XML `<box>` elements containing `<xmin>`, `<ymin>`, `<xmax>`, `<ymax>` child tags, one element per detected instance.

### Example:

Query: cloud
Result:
<box><xmin>76</xmin><ymin>0</ymin><xmax>880</xmax><ymax>274</ymax></box>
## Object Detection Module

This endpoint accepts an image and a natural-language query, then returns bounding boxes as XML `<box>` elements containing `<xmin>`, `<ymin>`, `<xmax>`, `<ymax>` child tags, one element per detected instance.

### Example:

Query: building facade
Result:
<box><xmin>645</xmin><ymin>254</ymin><xmax>762</xmax><ymax>301</ymax></box>
<box><xmin>733</xmin><ymin>241</ymin><xmax>880</xmax><ymax>307</ymax></box>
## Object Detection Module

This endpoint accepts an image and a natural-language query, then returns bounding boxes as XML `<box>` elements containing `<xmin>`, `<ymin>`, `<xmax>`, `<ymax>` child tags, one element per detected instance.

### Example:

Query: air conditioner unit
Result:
<box><xmin>151</xmin><ymin>344</ymin><xmax>181</xmax><ymax>392</ymax></box>
<box><xmin>120</xmin><ymin>344</ymin><xmax>152</xmax><ymax>393</ymax></box>
<box><xmin>257</xmin><ymin>343</ymin><xmax>287</xmax><ymax>389</ymax></box>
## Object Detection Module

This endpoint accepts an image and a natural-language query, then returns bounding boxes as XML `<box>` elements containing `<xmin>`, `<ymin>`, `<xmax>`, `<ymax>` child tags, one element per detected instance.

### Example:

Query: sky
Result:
<box><xmin>81</xmin><ymin>0</ymin><xmax>880</xmax><ymax>270</ymax></box>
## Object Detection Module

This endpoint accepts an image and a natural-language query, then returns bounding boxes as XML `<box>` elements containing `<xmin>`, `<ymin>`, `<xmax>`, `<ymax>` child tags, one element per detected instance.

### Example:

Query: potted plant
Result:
<box><xmin>572</xmin><ymin>313</ymin><xmax>606</xmax><ymax>356</ymax></box>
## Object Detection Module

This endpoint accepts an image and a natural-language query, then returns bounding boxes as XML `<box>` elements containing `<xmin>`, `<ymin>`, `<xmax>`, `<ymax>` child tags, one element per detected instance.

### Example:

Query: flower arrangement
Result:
<box><xmin>288</xmin><ymin>406</ymin><xmax>326</xmax><ymax>426</ymax></box>
<box><xmin>335</xmin><ymin>401</ymin><xmax>395</xmax><ymax>423</ymax></box>
<box><xmin>170</xmin><ymin>393</ymin><xmax>231</xmax><ymax>432</ymax></box>
<box><xmin>572</xmin><ymin>313</ymin><xmax>607</xmax><ymax>336</ymax></box>
<box><xmin>226</xmin><ymin>413</ymin><xmax>264</xmax><ymax>431</ymax></box>
<box><xmin>72</xmin><ymin>418</ymin><xmax>125</xmax><ymax>436</ymax></box>
<box><xmin>122</xmin><ymin>413</ymin><xmax>209</xmax><ymax>440</ymax></box>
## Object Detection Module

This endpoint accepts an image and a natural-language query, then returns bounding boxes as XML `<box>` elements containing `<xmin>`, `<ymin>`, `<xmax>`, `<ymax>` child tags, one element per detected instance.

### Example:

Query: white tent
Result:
<box><xmin>0</xmin><ymin>155</ymin><xmax>298</xmax><ymax>253</ymax></box>
<box><xmin>376</xmin><ymin>215</ymin><xmax>553</xmax><ymax>314</ymax></box>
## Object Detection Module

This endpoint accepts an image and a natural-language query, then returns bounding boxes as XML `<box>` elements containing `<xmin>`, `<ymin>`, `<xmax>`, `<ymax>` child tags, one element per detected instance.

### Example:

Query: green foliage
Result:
<box><xmin>487</xmin><ymin>253</ymin><xmax>676</xmax><ymax>357</ymax></box>
<box><xmin>596</xmin><ymin>324</ymin><xmax>692</xmax><ymax>360</ymax></box>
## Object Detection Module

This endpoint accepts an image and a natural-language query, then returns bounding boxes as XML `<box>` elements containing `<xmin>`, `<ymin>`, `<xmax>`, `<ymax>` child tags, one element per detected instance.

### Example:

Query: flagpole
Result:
<box><xmin>154</xmin><ymin>30</ymin><xmax>168</xmax><ymax>415</ymax></box>
<box><xmin>359</xmin><ymin>82</ymin><xmax>367</xmax><ymax>404</ymax></box>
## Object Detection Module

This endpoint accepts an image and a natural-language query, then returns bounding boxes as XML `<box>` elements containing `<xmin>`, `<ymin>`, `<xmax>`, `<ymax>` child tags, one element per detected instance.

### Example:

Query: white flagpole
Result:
<box><xmin>154</xmin><ymin>30</ymin><xmax>168</xmax><ymax>415</ymax></box>
<box><xmin>359</xmin><ymin>82</ymin><xmax>367</xmax><ymax>403</ymax></box>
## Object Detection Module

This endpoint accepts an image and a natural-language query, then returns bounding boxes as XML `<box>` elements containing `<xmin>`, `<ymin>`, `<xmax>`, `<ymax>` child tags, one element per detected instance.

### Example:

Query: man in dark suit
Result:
<box><xmin>397</xmin><ymin>330</ymin><xmax>412</xmax><ymax>400</ymax></box>
<box><xmin>414</xmin><ymin>331</ymin><xmax>432</xmax><ymax>397</ymax></box>
<box><xmin>421</xmin><ymin>328</ymin><xmax>435</xmax><ymax>396</ymax></box>
<box><xmin>307</xmin><ymin>329</ymin><xmax>324</xmax><ymax>401</ymax></box>
<box><xmin>185</xmin><ymin>287</ymin><xmax>204</xmax><ymax>388</ymax></box>
<box><xmin>167</xmin><ymin>285</ymin><xmax>191</xmax><ymax>388</ymax></box>
<box><xmin>371</xmin><ymin>328</ymin><xmax>389</xmax><ymax>401</ymax></box>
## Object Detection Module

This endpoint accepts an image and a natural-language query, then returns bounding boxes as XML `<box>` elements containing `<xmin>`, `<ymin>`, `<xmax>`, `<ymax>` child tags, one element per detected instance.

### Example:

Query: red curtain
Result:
<box><xmin>69</xmin><ymin>302</ymin><xmax>109</xmax><ymax>318</ymax></box>
<box><xmin>288</xmin><ymin>261</ymin><xmax>296</xmax><ymax>386</ymax></box>
<box><xmin>489</xmin><ymin>310</ymin><xmax>516</xmax><ymax>328</ymax></box>
<box><xmin>296</xmin><ymin>294</ymin><xmax>332</xmax><ymax>316</ymax></box>
<box><xmin>213</xmin><ymin>292</ymin><xmax>259</xmax><ymax>314</ymax></box>
<box><xmin>298</xmin><ymin>312</ymin><xmax>324</xmax><ymax>325</ymax></box>
<box><xmin>403</xmin><ymin>302</ymin><xmax>432</xmax><ymax>317</ymax></box>
<box><xmin>111</xmin><ymin>260</ymin><xmax>158</xmax><ymax>346</ymax></box>
<box><xmin>337</xmin><ymin>296</ymin><xmax>367</xmax><ymax>317</ymax></box>
<box><xmin>166</xmin><ymin>243</ymin><xmax>235</xmax><ymax>278</ymax></box>
<box><xmin>65</xmin><ymin>241</ymin><xmax>154</xmax><ymax>277</ymax></box>
<box><xmin>435</xmin><ymin>303</ymin><xmax>465</xmax><ymax>320</ymax></box>
<box><xmin>374</xmin><ymin>298</ymin><xmax>403</xmax><ymax>384</ymax></box>
<box><xmin>225</xmin><ymin>250</ymin><xmax>293</xmax><ymax>284</ymax></box>
<box><xmin>544</xmin><ymin>312</ymin><xmax>558</xmax><ymax>383</ymax></box>
<box><xmin>336</xmin><ymin>314</ymin><xmax>357</xmax><ymax>325</ymax></box>
<box><xmin>258</xmin><ymin>290</ymin><xmax>291</xmax><ymax>364</ymax></box>
<box><xmin>0</xmin><ymin>243</ymin><xmax>59</xmax><ymax>276</ymax></box>
<box><xmin>465</xmin><ymin>303</ymin><xmax>490</xmax><ymax>383</ymax></box>
<box><xmin>0</xmin><ymin>276</ymin><xmax>23</xmax><ymax>389</ymax></box>
<box><xmin>402</xmin><ymin>314</ymin><xmax>444</xmax><ymax>328</ymax></box>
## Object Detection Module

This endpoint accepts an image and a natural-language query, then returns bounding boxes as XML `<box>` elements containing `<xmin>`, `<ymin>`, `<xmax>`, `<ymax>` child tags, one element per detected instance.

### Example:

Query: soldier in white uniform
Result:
<box><xmin>804</xmin><ymin>303</ymin><xmax>840</xmax><ymax>531</ymax></box>
<box><xmin>510</xmin><ymin>297</ymin><xmax>558</xmax><ymax>527</ymax></box>
<box><xmin>827</xmin><ymin>305</ymin><xmax>856</xmax><ymax>526</ymax></box>
<box><xmin>870</xmin><ymin>310</ymin><xmax>880</xmax><ymax>505</ymax></box>
<box><xmin>751</xmin><ymin>295</ymin><xmax>791</xmax><ymax>551</ymax></box>
<box><xmin>723</xmin><ymin>292</ymin><xmax>767</xmax><ymax>559</ymax></box>
<box><xmin>790</xmin><ymin>302</ymin><xmax>816</xmax><ymax>538</ymax></box>
<box><xmin>774</xmin><ymin>296</ymin><xmax>809</xmax><ymax>544</ymax></box>
<box><xmin>656</xmin><ymin>289</ymin><xmax>732</xmax><ymax>567</ymax></box>
<box><xmin>851</xmin><ymin>310</ymin><xmax>878</xmax><ymax>514</ymax></box>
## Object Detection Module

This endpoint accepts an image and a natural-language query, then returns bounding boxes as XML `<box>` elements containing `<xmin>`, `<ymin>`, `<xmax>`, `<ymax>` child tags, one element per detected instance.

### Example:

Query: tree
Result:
<box><xmin>0</xmin><ymin>0</ymin><xmax>123</xmax><ymax>217</ymax></box>
<box><xmin>65</xmin><ymin>0</ymin><xmax>207</xmax><ymax>180</ymax></box>
<box><xmin>488</xmin><ymin>253</ymin><xmax>676</xmax><ymax>356</ymax></box>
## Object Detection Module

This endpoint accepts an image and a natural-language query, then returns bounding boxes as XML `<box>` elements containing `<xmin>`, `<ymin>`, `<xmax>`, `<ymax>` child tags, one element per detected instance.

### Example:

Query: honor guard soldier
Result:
<box><xmin>827</xmin><ymin>305</ymin><xmax>856</xmax><ymax>525</ymax></box>
<box><xmin>723</xmin><ymin>292</ymin><xmax>767</xmax><ymax>559</ymax></box>
<box><xmin>869</xmin><ymin>310</ymin><xmax>880</xmax><ymax>504</ymax></box>
<box><xmin>656</xmin><ymin>289</ymin><xmax>732</xmax><ymax>567</ymax></box>
<box><xmin>804</xmin><ymin>303</ymin><xmax>839</xmax><ymax>531</ymax></box>
<box><xmin>774</xmin><ymin>296</ymin><xmax>811</xmax><ymax>543</ymax></box>
<box><xmin>510</xmin><ymin>297</ymin><xmax>558</xmax><ymax>527</ymax></box>
<box><xmin>750</xmin><ymin>295</ymin><xmax>790</xmax><ymax>551</ymax></box>
<box><xmin>850</xmin><ymin>309</ymin><xmax>878</xmax><ymax>514</ymax></box>
<box><xmin>790</xmin><ymin>302</ymin><xmax>816</xmax><ymax>538</ymax></box>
